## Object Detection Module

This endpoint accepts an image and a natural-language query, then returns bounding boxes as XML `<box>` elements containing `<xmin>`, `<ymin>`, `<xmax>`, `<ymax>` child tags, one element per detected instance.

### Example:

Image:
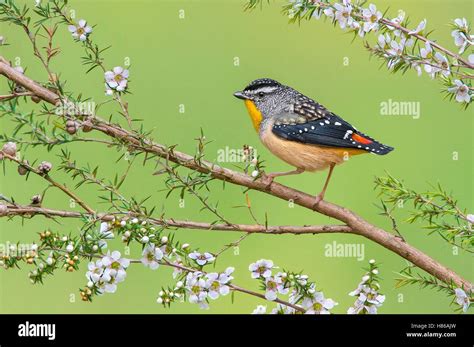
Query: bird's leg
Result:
<box><xmin>314</xmin><ymin>163</ymin><xmax>335</xmax><ymax>206</ymax></box>
<box><xmin>262</xmin><ymin>167</ymin><xmax>304</xmax><ymax>186</ymax></box>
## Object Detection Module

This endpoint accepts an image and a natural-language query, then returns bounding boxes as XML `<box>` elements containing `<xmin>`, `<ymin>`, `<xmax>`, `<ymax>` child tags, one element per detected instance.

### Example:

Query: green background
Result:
<box><xmin>0</xmin><ymin>0</ymin><xmax>472</xmax><ymax>314</ymax></box>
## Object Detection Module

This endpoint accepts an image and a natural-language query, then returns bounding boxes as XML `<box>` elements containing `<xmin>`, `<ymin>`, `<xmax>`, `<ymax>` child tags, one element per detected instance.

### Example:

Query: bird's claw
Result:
<box><xmin>312</xmin><ymin>193</ymin><xmax>324</xmax><ymax>208</ymax></box>
<box><xmin>261</xmin><ymin>173</ymin><xmax>275</xmax><ymax>189</ymax></box>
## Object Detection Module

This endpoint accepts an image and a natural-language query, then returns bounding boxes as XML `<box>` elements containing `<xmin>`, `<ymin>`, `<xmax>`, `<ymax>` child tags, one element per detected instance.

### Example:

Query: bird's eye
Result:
<box><xmin>258</xmin><ymin>92</ymin><xmax>265</xmax><ymax>97</ymax></box>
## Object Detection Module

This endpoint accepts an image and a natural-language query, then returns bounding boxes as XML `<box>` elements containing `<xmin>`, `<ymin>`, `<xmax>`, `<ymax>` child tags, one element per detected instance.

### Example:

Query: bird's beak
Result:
<box><xmin>233</xmin><ymin>91</ymin><xmax>249</xmax><ymax>100</ymax></box>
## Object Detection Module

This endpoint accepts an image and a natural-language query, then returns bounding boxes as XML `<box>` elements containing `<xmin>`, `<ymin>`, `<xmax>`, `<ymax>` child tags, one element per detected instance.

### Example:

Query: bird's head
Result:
<box><xmin>234</xmin><ymin>78</ymin><xmax>294</xmax><ymax>132</ymax></box>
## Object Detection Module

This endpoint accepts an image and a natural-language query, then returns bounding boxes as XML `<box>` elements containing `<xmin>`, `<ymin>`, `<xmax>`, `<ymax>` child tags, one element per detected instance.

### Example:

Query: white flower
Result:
<box><xmin>205</xmin><ymin>267</ymin><xmax>234</xmax><ymax>300</ymax></box>
<box><xmin>348</xmin><ymin>283</ymin><xmax>385</xmax><ymax>314</ymax></box>
<box><xmin>362</xmin><ymin>4</ymin><xmax>382</xmax><ymax>33</ymax></box>
<box><xmin>387</xmin><ymin>40</ymin><xmax>404</xmax><ymax>57</ymax></box>
<box><xmin>141</xmin><ymin>243</ymin><xmax>164</xmax><ymax>270</ymax></box>
<box><xmin>252</xmin><ymin>305</ymin><xmax>267</xmax><ymax>314</ymax></box>
<box><xmin>454</xmin><ymin>288</ymin><xmax>470</xmax><ymax>312</ymax></box>
<box><xmin>251</xmin><ymin>170</ymin><xmax>259</xmax><ymax>177</ymax></box>
<box><xmin>448</xmin><ymin>80</ymin><xmax>471</xmax><ymax>103</ymax></box>
<box><xmin>98</xmin><ymin>222</ymin><xmax>114</xmax><ymax>249</ymax></box>
<box><xmin>451</xmin><ymin>21</ymin><xmax>472</xmax><ymax>54</ymax></box>
<box><xmin>264</xmin><ymin>276</ymin><xmax>289</xmax><ymax>301</ymax></box>
<box><xmin>270</xmin><ymin>303</ymin><xmax>298</xmax><ymax>315</ymax></box>
<box><xmin>454</xmin><ymin>18</ymin><xmax>469</xmax><ymax>31</ymax></box>
<box><xmin>333</xmin><ymin>1</ymin><xmax>353</xmax><ymax>29</ymax></box>
<box><xmin>386</xmin><ymin>10</ymin><xmax>405</xmax><ymax>36</ymax></box>
<box><xmin>104</xmin><ymin>66</ymin><xmax>129</xmax><ymax>92</ymax></box>
<box><xmin>185</xmin><ymin>272</ymin><xmax>208</xmax><ymax>309</ymax></box>
<box><xmin>434</xmin><ymin>52</ymin><xmax>450</xmax><ymax>77</ymax></box>
<box><xmin>101</xmin><ymin>250</ymin><xmax>130</xmax><ymax>279</ymax></box>
<box><xmin>323</xmin><ymin>7</ymin><xmax>334</xmax><ymax>18</ymax></box>
<box><xmin>66</xmin><ymin>244</ymin><xmax>74</xmax><ymax>253</ymax></box>
<box><xmin>408</xmin><ymin>19</ymin><xmax>426</xmax><ymax>35</ymax></box>
<box><xmin>376</xmin><ymin>33</ymin><xmax>391</xmax><ymax>50</ymax></box>
<box><xmin>140</xmin><ymin>236</ymin><xmax>149</xmax><ymax>244</ymax></box>
<box><xmin>420</xmin><ymin>42</ymin><xmax>433</xmax><ymax>59</ymax></box>
<box><xmin>302</xmin><ymin>292</ymin><xmax>337</xmax><ymax>314</ymax></box>
<box><xmin>172</xmin><ymin>257</ymin><xmax>184</xmax><ymax>278</ymax></box>
<box><xmin>188</xmin><ymin>251</ymin><xmax>215</xmax><ymax>266</ymax></box>
<box><xmin>100</xmin><ymin>267</ymin><xmax>124</xmax><ymax>293</ymax></box>
<box><xmin>467</xmin><ymin>214</ymin><xmax>474</xmax><ymax>223</ymax></box>
<box><xmin>68</xmin><ymin>19</ymin><xmax>92</xmax><ymax>41</ymax></box>
<box><xmin>86</xmin><ymin>259</ymin><xmax>104</xmax><ymax>283</ymax></box>
<box><xmin>249</xmin><ymin>259</ymin><xmax>274</xmax><ymax>279</ymax></box>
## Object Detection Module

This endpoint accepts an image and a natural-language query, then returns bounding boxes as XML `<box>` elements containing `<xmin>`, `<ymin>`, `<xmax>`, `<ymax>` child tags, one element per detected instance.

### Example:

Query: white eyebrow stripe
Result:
<box><xmin>251</xmin><ymin>86</ymin><xmax>278</xmax><ymax>94</ymax></box>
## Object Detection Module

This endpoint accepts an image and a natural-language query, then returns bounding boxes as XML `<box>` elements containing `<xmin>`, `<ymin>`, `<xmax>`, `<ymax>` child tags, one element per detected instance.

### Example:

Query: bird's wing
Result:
<box><xmin>272</xmin><ymin>99</ymin><xmax>393</xmax><ymax>155</ymax></box>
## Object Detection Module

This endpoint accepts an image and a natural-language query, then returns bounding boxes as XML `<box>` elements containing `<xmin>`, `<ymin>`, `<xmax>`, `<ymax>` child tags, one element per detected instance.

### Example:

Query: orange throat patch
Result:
<box><xmin>244</xmin><ymin>100</ymin><xmax>263</xmax><ymax>132</ymax></box>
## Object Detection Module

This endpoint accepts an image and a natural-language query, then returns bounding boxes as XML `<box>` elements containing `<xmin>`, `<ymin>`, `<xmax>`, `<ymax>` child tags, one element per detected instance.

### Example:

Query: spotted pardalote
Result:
<box><xmin>234</xmin><ymin>78</ymin><xmax>394</xmax><ymax>203</ymax></box>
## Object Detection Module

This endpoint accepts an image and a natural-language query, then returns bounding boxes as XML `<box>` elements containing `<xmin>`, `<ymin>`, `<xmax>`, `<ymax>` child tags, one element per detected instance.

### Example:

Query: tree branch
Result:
<box><xmin>0</xmin><ymin>56</ymin><xmax>471</xmax><ymax>291</ymax></box>
<box><xmin>1</xmin><ymin>204</ymin><xmax>353</xmax><ymax>235</ymax></box>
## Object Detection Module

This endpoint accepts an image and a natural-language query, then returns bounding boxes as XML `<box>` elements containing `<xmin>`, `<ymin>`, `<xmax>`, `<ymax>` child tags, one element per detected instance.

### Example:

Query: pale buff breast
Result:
<box><xmin>259</xmin><ymin>121</ymin><xmax>366</xmax><ymax>172</ymax></box>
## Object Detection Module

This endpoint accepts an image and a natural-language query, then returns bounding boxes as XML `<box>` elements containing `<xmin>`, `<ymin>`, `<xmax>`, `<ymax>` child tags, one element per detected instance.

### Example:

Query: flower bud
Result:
<box><xmin>66</xmin><ymin>244</ymin><xmax>74</xmax><ymax>253</ymax></box>
<box><xmin>31</xmin><ymin>194</ymin><xmax>42</xmax><ymax>205</ymax></box>
<box><xmin>181</xmin><ymin>243</ymin><xmax>190</xmax><ymax>250</ymax></box>
<box><xmin>17</xmin><ymin>160</ymin><xmax>29</xmax><ymax>175</ymax></box>
<box><xmin>2</xmin><ymin>142</ymin><xmax>17</xmax><ymax>156</ymax></box>
<box><xmin>81</xmin><ymin>120</ymin><xmax>93</xmax><ymax>132</ymax></box>
<box><xmin>161</xmin><ymin>236</ymin><xmax>168</xmax><ymax>244</ymax></box>
<box><xmin>87</xmin><ymin>281</ymin><xmax>94</xmax><ymax>288</ymax></box>
<box><xmin>0</xmin><ymin>204</ymin><xmax>7</xmax><ymax>216</ymax></box>
<box><xmin>141</xmin><ymin>236</ymin><xmax>149</xmax><ymax>244</ymax></box>
<box><xmin>66</xmin><ymin>126</ymin><xmax>77</xmax><ymax>135</ymax></box>
<box><xmin>38</xmin><ymin>161</ymin><xmax>53</xmax><ymax>174</ymax></box>
<box><xmin>156</xmin><ymin>297</ymin><xmax>163</xmax><ymax>304</ymax></box>
<box><xmin>92</xmin><ymin>245</ymin><xmax>99</xmax><ymax>251</ymax></box>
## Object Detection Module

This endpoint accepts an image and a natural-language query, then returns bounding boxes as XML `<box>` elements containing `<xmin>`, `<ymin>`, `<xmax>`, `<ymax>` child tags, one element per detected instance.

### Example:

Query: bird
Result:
<box><xmin>233</xmin><ymin>78</ymin><xmax>394</xmax><ymax>204</ymax></box>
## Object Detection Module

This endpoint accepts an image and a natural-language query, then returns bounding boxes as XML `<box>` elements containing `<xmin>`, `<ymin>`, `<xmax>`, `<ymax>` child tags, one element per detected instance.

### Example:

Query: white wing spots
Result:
<box><xmin>319</xmin><ymin>122</ymin><xmax>324</xmax><ymax>126</ymax></box>
<box><xmin>304</xmin><ymin>128</ymin><xmax>308</xmax><ymax>132</ymax></box>
<box><xmin>299</xmin><ymin>130</ymin><xmax>303</xmax><ymax>133</ymax></box>
<box><xmin>335</xmin><ymin>122</ymin><xmax>341</xmax><ymax>126</ymax></box>
<box><xmin>343</xmin><ymin>129</ymin><xmax>353</xmax><ymax>140</ymax></box>
<box><xmin>357</xmin><ymin>145</ymin><xmax>362</xmax><ymax>148</ymax></box>
<box><xmin>365</xmin><ymin>147</ymin><xmax>369</xmax><ymax>150</ymax></box>
<box><xmin>324</xmin><ymin>120</ymin><xmax>330</xmax><ymax>124</ymax></box>
<box><xmin>311</xmin><ymin>126</ymin><xmax>315</xmax><ymax>130</ymax></box>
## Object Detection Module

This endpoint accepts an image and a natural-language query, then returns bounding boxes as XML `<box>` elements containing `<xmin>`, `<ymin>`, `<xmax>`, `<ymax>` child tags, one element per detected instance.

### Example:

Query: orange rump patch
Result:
<box><xmin>351</xmin><ymin>133</ymin><xmax>372</xmax><ymax>145</ymax></box>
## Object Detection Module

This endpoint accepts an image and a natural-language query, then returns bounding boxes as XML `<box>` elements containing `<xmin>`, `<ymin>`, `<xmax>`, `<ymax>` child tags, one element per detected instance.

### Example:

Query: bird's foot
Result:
<box><xmin>312</xmin><ymin>192</ymin><xmax>325</xmax><ymax>208</ymax></box>
<box><xmin>261</xmin><ymin>173</ymin><xmax>276</xmax><ymax>189</ymax></box>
